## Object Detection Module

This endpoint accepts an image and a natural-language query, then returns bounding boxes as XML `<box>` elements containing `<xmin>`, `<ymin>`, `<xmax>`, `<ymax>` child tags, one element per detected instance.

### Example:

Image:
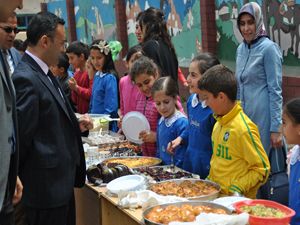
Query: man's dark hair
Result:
<box><xmin>13</xmin><ymin>39</ymin><xmax>25</xmax><ymax>52</ymax></box>
<box><xmin>198</xmin><ymin>64</ymin><xmax>237</xmax><ymax>101</ymax></box>
<box><xmin>26</xmin><ymin>11</ymin><xmax>65</xmax><ymax>46</ymax></box>
<box><xmin>57</xmin><ymin>53</ymin><xmax>70</xmax><ymax>73</ymax></box>
<box><xmin>66</xmin><ymin>41</ymin><xmax>89</xmax><ymax>60</ymax></box>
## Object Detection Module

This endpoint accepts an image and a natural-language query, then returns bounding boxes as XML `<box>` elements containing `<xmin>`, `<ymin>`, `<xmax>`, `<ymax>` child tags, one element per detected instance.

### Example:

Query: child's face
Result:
<box><xmin>90</xmin><ymin>49</ymin><xmax>105</xmax><ymax>71</ymax></box>
<box><xmin>199</xmin><ymin>89</ymin><xmax>223</xmax><ymax>115</ymax></box>
<box><xmin>50</xmin><ymin>65</ymin><xmax>64</xmax><ymax>77</ymax></box>
<box><xmin>153</xmin><ymin>90</ymin><xmax>176</xmax><ymax>118</ymax></box>
<box><xmin>127</xmin><ymin>52</ymin><xmax>143</xmax><ymax>71</ymax></box>
<box><xmin>134</xmin><ymin>73</ymin><xmax>157</xmax><ymax>97</ymax></box>
<box><xmin>135</xmin><ymin>23</ymin><xmax>143</xmax><ymax>43</ymax></box>
<box><xmin>282</xmin><ymin>112</ymin><xmax>300</xmax><ymax>145</ymax></box>
<box><xmin>187</xmin><ymin>61</ymin><xmax>202</xmax><ymax>94</ymax></box>
<box><xmin>66</xmin><ymin>52</ymin><xmax>85</xmax><ymax>69</ymax></box>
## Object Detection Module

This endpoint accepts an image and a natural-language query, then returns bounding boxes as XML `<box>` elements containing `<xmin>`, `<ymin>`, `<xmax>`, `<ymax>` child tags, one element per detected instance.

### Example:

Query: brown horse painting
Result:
<box><xmin>288</xmin><ymin>4</ymin><xmax>300</xmax><ymax>57</ymax></box>
<box><xmin>265</xmin><ymin>0</ymin><xmax>300</xmax><ymax>57</ymax></box>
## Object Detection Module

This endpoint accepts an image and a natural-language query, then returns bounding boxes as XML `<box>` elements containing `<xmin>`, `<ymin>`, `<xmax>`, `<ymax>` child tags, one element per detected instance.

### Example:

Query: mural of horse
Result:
<box><xmin>266</xmin><ymin>0</ymin><xmax>292</xmax><ymax>47</ymax></box>
<box><xmin>265</xmin><ymin>0</ymin><xmax>300</xmax><ymax>58</ymax></box>
<box><xmin>288</xmin><ymin>4</ymin><xmax>300</xmax><ymax>57</ymax></box>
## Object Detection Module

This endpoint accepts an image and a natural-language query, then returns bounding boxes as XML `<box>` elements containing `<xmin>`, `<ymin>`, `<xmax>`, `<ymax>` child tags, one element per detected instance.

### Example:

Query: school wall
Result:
<box><xmin>283</xmin><ymin>76</ymin><xmax>300</xmax><ymax>103</ymax></box>
<box><xmin>45</xmin><ymin>0</ymin><xmax>300</xmax><ymax>103</ymax></box>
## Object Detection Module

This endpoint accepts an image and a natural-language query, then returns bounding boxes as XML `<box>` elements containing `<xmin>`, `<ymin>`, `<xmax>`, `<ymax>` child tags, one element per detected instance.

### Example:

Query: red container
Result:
<box><xmin>233</xmin><ymin>199</ymin><xmax>295</xmax><ymax>225</ymax></box>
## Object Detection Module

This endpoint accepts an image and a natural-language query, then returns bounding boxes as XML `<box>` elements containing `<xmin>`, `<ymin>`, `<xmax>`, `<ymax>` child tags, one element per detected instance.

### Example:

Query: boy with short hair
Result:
<box><xmin>50</xmin><ymin>53</ymin><xmax>75</xmax><ymax>111</ymax></box>
<box><xmin>51</xmin><ymin>53</ymin><xmax>71</xmax><ymax>97</ymax></box>
<box><xmin>198</xmin><ymin>64</ymin><xmax>270</xmax><ymax>199</ymax></box>
<box><xmin>66</xmin><ymin>41</ymin><xmax>92</xmax><ymax>114</ymax></box>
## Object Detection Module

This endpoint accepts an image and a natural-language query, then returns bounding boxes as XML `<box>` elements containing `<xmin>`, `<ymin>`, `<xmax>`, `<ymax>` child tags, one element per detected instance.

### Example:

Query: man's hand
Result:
<box><xmin>12</xmin><ymin>176</ymin><xmax>23</xmax><ymax>205</ymax></box>
<box><xmin>79</xmin><ymin>114</ymin><xmax>94</xmax><ymax>132</ymax></box>
<box><xmin>270</xmin><ymin>132</ymin><xmax>282</xmax><ymax>148</ymax></box>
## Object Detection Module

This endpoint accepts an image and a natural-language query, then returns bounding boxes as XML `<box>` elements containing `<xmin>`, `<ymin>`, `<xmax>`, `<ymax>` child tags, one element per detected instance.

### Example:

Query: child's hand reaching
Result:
<box><xmin>167</xmin><ymin>137</ymin><xmax>182</xmax><ymax>154</ymax></box>
<box><xmin>139</xmin><ymin>130</ymin><xmax>156</xmax><ymax>143</ymax></box>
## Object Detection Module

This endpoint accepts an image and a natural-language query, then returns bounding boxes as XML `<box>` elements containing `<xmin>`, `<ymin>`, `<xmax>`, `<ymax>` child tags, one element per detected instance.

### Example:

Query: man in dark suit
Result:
<box><xmin>12</xmin><ymin>12</ymin><xmax>92</xmax><ymax>225</ymax></box>
<box><xmin>0</xmin><ymin>2</ymin><xmax>23</xmax><ymax>225</ymax></box>
<box><xmin>0</xmin><ymin>12</ymin><xmax>22</xmax><ymax>75</ymax></box>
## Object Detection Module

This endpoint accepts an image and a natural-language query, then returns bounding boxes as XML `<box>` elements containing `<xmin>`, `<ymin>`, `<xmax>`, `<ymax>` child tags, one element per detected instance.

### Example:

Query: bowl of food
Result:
<box><xmin>233</xmin><ymin>199</ymin><xmax>295</xmax><ymax>225</ymax></box>
<box><xmin>134</xmin><ymin>165</ymin><xmax>198</xmax><ymax>182</ymax></box>
<box><xmin>101</xmin><ymin>156</ymin><xmax>162</xmax><ymax>169</ymax></box>
<box><xmin>149</xmin><ymin>179</ymin><xmax>221</xmax><ymax>201</ymax></box>
<box><xmin>143</xmin><ymin>201</ymin><xmax>231</xmax><ymax>225</ymax></box>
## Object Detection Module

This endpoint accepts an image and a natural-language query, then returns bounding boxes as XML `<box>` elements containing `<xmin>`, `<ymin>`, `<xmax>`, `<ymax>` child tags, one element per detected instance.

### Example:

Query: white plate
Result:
<box><xmin>122</xmin><ymin>111</ymin><xmax>150</xmax><ymax>144</ymax></box>
<box><xmin>213</xmin><ymin>196</ymin><xmax>250</xmax><ymax>211</ymax></box>
<box><xmin>106</xmin><ymin>175</ymin><xmax>145</xmax><ymax>195</ymax></box>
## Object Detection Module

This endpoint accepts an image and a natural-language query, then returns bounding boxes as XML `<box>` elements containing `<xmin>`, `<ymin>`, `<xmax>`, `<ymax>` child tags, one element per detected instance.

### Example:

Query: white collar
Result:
<box><xmin>159</xmin><ymin>110</ymin><xmax>186</xmax><ymax>127</ymax></box>
<box><xmin>290</xmin><ymin>145</ymin><xmax>300</xmax><ymax>166</ymax></box>
<box><xmin>191</xmin><ymin>94</ymin><xmax>207</xmax><ymax>108</ymax></box>
<box><xmin>25</xmin><ymin>50</ymin><xmax>49</xmax><ymax>75</ymax></box>
<box><xmin>95</xmin><ymin>71</ymin><xmax>107</xmax><ymax>78</ymax></box>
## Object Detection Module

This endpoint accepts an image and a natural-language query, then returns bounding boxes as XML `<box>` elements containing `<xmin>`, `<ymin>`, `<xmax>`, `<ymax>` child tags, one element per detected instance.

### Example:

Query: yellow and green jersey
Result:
<box><xmin>208</xmin><ymin>102</ymin><xmax>270</xmax><ymax>199</ymax></box>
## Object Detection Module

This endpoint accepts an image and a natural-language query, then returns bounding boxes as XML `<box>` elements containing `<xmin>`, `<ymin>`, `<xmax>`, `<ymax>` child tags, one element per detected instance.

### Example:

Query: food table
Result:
<box><xmin>76</xmin><ymin>120</ymin><xmax>295</xmax><ymax>225</ymax></box>
<box><xmin>75</xmin><ymin>183</ymin><xmax>144</xmax><ymax>225</ymax></box>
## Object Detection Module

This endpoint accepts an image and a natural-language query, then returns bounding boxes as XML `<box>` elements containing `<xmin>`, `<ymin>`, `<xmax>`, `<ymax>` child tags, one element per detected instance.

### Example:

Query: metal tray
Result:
<box><xmin>101</xmin><ymin>156</ymin><xmax>162</xmax><ymax>169</ymax></box>
<box><xmin>143</xmin><ymin>200</ymin><xmax>232</xmax><ymax>225</ymax></box>
<box><xmin>134</xmin><ymin>165</ymin><xmax>200</xmax><ymax>183</ymax></box>
<box><xmin>149</xmin><ymin>178</ymin><xmax>221</xmax><ymax>201</ymax></box>
<box><xmin>83</xmin><ymin>131</ymin><xmax>125</xmax><ymax>146</ymax></box>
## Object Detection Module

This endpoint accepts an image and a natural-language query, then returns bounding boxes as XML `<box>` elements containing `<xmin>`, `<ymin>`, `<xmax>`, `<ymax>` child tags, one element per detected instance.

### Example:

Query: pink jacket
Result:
<box><xmin>119</xmin><ymin>75</ymin><xmax>140</xmax><ymax>116</ymax></box>
<box><xmin>135</xmin><ymin>93</ymin><xmax>159</xmax><ymax>157</ymax></box>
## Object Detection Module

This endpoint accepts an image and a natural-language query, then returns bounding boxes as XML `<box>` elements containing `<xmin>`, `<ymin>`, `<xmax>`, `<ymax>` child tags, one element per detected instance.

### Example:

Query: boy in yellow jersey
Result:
<box><xmin>198</xmin><ymin>65</ymin><xmax>270</xmax><ymax>198</ymax></box>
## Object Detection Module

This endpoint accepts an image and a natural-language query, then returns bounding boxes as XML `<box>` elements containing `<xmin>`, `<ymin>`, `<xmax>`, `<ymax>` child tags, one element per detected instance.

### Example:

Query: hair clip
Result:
<box><xmin>92</xmin><ymin>40</ymin><xmax>110</xmax><ymax>55</ymax></box>
<box><xmin>108</xmin><ymin>41</ymin><xmax>122</xmax><ymax>61</ymax></box>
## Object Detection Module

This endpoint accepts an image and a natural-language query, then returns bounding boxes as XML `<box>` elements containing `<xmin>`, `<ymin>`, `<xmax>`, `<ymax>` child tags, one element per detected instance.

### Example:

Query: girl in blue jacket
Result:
<box><xmin>282</xmin><ymin>98</ymin><xmax>300</xmax><ymax>225</ymax></box>
<box><xmin>168</xmin><ymin>53</ymin><xmax>219</xmax><ymax>178</ymax></box>
<box><xmin>152</xmin><ymin>77</ymin><xmax>188</xmax><ymax>168</ymax></box>
<box><xmin>87</xmin><ymin>39</ymin><xmax>120</xmax><ymax>132</ymax></box>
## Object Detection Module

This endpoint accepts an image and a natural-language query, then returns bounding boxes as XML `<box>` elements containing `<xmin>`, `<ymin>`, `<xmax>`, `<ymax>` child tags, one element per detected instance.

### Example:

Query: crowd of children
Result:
<box><xmin>47</xmin><ymin>5</ymin><xmax>300</xmax><ymax>223</ymax></box>
<box><xmin>56</xmin><ymin>39</ymin><xmax>271</xmax><ymax>198</ymax></box>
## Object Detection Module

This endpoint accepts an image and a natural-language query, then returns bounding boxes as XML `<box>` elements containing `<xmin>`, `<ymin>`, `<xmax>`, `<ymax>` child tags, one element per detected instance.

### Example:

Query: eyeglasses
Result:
<box><xmin>0</xmin><ymin>26</ymin><xmax>19</xmax><ymax>34</ymax></box>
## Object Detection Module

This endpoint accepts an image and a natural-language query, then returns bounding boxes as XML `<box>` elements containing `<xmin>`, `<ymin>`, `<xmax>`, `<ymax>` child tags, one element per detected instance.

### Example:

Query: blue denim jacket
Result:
<box><xmin>236</xmin><ymin>37</ymin><xmax>282</xmax><ymax>153</ymax></box>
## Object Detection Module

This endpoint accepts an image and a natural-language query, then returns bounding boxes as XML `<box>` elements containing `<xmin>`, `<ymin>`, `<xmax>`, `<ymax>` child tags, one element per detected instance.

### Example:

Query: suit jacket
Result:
<box><xmin>9</xmin><ymin>47</ymin><xmax>21</xmax><ymax>69</ymax></box>
<box><xmin>12</xmin><ymin>53</ymin><xmax>86</xmax><ymax>209</ymax></box>
<box><xmin>0</xmin><ymin>52</ymin><xmax>18</xmax><ymax>211</ymax></box>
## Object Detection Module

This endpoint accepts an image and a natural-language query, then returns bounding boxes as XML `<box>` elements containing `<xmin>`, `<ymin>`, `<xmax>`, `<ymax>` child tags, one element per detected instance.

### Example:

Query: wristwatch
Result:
<box><xmin>232</xmin><ymin>191</ymin><xmax>244</xmax><ymax>197</ymax></box>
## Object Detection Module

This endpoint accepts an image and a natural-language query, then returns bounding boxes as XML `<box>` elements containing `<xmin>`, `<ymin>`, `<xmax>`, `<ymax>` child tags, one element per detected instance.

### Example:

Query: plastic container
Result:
<box><xmin>89</xmin><ymin>114</ymin><xmax>110</xmax><ymax>133</ymax></box>
<box><xmin>233</xmin><ymin>199</ymin><xmax>295</xmax><ymax>225</ymax></box>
